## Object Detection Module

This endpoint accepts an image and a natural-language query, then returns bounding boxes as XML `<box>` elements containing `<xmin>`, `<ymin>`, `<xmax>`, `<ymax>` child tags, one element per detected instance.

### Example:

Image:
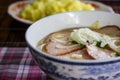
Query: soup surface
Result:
<box><xmin>37</xmin><ymin>25</ymin><xmax>120</xmax><ymax>60</ymax></box>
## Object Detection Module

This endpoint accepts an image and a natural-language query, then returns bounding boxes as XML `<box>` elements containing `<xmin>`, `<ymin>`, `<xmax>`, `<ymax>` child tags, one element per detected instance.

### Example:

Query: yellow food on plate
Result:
<box><xmin>20</xmin><ymin>0</ymin><xmax>95</xmax><ymax>22</ymax></box>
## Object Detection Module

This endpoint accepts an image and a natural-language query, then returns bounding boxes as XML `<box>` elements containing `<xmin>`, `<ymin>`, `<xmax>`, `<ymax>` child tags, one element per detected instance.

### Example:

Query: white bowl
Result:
<box><xmin>25</xmin><ymin>11</ymin><xmax>120</xmax><ymax>80</ymax></box>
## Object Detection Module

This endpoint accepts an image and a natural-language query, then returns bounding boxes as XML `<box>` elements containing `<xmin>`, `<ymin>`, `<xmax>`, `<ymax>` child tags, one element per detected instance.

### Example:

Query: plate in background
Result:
<box><xmin>8</xmin><ymin>0</ymin><xmax>114</xmax><ymax>24</ymax></box>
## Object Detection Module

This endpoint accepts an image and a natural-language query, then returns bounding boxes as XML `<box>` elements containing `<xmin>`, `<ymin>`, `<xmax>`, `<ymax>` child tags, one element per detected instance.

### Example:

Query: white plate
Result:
<box><xmin>8</xmin><ymin>0</ymin><xmax>114</xmax><ymax>24</ymax></box>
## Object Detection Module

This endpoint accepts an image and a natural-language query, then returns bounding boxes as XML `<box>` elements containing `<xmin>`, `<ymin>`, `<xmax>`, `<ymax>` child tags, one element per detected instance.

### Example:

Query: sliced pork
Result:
<box><xmin>86</xmin><ymin>44</ymin><xmax>116</xmax><ymax>60</ymax></box>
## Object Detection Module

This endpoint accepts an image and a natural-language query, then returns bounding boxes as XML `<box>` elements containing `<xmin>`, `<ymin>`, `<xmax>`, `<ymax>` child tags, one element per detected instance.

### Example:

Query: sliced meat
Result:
<box><xmin>86</xmin><ymin>44</ymin><xmax>116</xmax><ymax>60</ymax></box>
<box><xmin>45</xmin><ymin>42</ymin><xmax>81</xmax><ymax>56</ymax></box>
<box><xmin>44</xmin><ymin>30</ymin><xmax>71</xmax><ymax>43</ymax></box>
<box><xmin>95</xmin><ymin>25</ymin><xmax>120</xmax><ymax>37</ymax></box>
<box><xmin>44</xmin><ymin>29</ymin><xmax>84</xmax><ymax>56</ymax></box>
<box><xmin>69</xmin><ymin>48</ymin><xmax>93</xmax><ymax>59</ymax></box>
<box><xmin>56</xmin><ymin>48</ymin><xmax>93</xmax><ymax>60</ymax></box>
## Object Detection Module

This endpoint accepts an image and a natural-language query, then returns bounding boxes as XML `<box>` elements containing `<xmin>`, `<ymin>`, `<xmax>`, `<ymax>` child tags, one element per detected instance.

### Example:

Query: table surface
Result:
<box><xmin>0</xmin><ymin>0</ymin><xmax>120</xmax><ymax>47</ymax></box>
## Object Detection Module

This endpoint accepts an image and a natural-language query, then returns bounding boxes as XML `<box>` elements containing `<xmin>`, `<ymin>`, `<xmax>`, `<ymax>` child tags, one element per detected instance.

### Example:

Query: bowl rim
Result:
<box><xmin>25</xmin><ymin>11</ymin><xmax>120</xmax><ymax>65</ymax></box>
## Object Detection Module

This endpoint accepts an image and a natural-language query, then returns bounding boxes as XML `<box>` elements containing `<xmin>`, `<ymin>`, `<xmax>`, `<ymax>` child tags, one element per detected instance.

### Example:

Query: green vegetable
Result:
<box><xmin>96</xmin><ymin>41</ymin><xmax>101</xmax><ymax>46</ymax></box>
<box><xmin>70</xmin><ymin>28</ymin><xmax>120</xmax><ymax>52</ymax></box>
<box><xmin>71</xmin><ymin>40</ymin><xmax>78</xmax><ymax>44</ymax></box>
<box><xmin>79</xmin><ymin>43</ymin><xmax>85</xmax><ymax>47</ymax></box>
<box><xmin>71</xmin><ymin>40</ymin><xmax>85</xmax><ymax>47</ymax></box>
<box><xmin>116</xmin><ymin>52</ymin><xmax>120</xmax><ymax>56</ymax></box>
<box><xmin>108</xmin><ymin>38</ymin><xmax>120</xmax><ymax>54</ymax></box>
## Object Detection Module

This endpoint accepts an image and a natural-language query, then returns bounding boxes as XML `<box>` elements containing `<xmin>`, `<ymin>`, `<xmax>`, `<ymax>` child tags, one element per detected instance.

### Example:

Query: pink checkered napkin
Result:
<box><xmin>0</xmin><ymin>47</ymin><xmax>46</xmax><ymax>80</ymax></box>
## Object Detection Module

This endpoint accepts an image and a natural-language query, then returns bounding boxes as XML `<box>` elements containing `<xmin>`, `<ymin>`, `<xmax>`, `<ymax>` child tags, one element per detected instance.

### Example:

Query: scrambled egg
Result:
<box><xmin>20</xmin><ymin>0</ymin><xmax>95</xmax><ymax>22</ymax></box>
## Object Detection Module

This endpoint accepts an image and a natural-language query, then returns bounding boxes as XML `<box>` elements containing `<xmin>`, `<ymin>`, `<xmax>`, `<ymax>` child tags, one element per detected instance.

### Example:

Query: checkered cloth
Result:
<box><xmin>0</xmin><ymin>47</ymin><xmax>47</xmax><ymax>80</ymax></box>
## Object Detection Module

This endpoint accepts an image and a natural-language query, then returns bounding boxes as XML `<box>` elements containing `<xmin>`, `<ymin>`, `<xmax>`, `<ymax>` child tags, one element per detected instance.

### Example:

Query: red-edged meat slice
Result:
<box><xmin>95</xmin><ymin>25</ymin><xmax>120</xmax><ymax>37</ymax></box>
<box><xmin>69</xmin><ymin>48</ymin><xmax>93</xmax><ymax>59</ymax></box>
<box><xmin>44</xmin><ymin>31</ymin><xmax>71</xmax><ymax>43</ymax></box>
<box><xmin>56</xmin><ymin>48</ymin><xmax>93</xmax><ymax>60</ymax></box>
<box><xmin>45</xmin><ymin>42</ymin><xmax>81</xmax><ymax>56</ymax></box>
<box><xmin>86</xmin><ymin>45</ymin><xmax>116</xmax><ymax>60</ymax></box>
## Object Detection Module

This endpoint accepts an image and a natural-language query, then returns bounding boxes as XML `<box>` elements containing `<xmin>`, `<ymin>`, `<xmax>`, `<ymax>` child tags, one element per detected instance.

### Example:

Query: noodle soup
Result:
<box><xmin>37</xmin><ymin>25</ymin><xmax>120</xmax><ymax>60</ymax></box>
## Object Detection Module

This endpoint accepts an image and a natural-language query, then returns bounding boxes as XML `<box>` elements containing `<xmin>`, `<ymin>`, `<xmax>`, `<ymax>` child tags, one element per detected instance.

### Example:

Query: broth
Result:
<box><xmin>37</xmin><ymin>25</ymin><xmax>120</xmax><ymax>60</ymax></box>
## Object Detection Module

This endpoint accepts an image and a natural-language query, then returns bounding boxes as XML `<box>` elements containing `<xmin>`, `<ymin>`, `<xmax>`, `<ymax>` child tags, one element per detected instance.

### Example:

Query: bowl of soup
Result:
<box><xmin>25</xmin><ymin>11</ymin><xmax>120</xmax><ymax>80</ymax></box>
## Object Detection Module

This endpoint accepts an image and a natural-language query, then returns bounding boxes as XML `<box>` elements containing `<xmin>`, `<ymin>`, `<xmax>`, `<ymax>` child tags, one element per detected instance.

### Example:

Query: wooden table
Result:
<box><xmin>0</xmin><ymin>0</ymin><xmax>120</xmax><ymax>47</ymax></box>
